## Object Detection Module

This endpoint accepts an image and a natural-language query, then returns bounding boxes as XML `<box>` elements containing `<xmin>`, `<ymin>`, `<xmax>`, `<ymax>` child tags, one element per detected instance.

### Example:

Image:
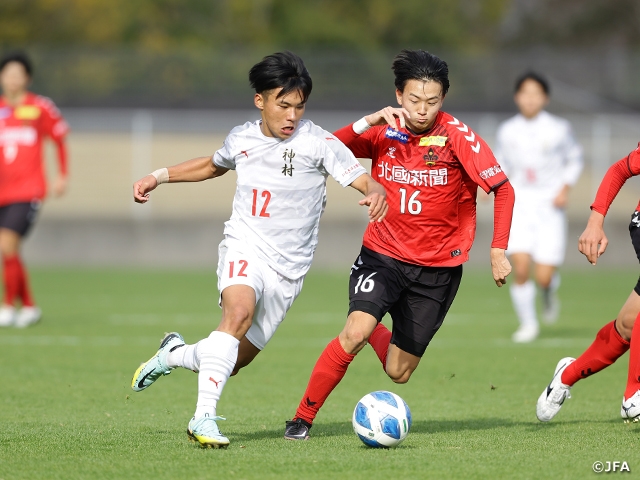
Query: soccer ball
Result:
<box><xmin>352</xmin><ymin>391</ymin><xmax>412</xmax><ymax>448</ymax></box>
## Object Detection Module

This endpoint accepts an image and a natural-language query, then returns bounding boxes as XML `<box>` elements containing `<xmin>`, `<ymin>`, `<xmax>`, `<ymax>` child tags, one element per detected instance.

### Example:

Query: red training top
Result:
<box><xmin>334</xmin><ymin>110</ymin><xmax>514</xmax><ymax>267</ymax></box>
<box><xmin>0</xmin><ymin>92</ymin><xmax>69</xmax><ymax>206</ymax></box>
<box><xmin>591</xmin><ymin>142</ymin><xmax>640</xmax><ymax>216</ymax></box>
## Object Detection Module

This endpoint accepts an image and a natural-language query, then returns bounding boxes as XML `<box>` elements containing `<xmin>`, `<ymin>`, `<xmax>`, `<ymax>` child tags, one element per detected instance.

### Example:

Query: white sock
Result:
<box><xmin>193</xmin><ymin>331</ymin><xmax>239</xmax><ymax>419</ymax></box>
<box><xmin>167</xmin><ymin>343</ymin><xmax>200</xmax><ymax>372</ymax></box>
<box><xmin>510</xmin><ymin>280</ymin><xmax>538</xmax><ymax>328</ymax></box>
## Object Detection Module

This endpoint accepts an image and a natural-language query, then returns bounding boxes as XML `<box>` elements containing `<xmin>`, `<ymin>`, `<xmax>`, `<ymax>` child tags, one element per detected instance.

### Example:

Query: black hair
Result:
<box><xmin>392</xmin><ymin>49</ymin><xmax>449</xmax><ymax>95</ymax></box>
<box><xmin>249</xmin><ymin>51</ymin><xmax>312</xmax><ymax>103</ymax></box>
<box><xmin>514</xmin><ymin>71</ymin><xmax>550</xmax><ymax>95</ymax></box>
<box><xmin>0</xmin><ymin>52</ymin><xmax>32</xmax><ymax>77</ymax></box>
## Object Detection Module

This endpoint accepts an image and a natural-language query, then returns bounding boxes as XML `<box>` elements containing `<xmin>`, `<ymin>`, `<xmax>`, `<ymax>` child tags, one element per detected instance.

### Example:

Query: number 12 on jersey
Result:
<box><xmin>251</xmin><ymin>189</ymin><xmax>271</xmax><ymax>217</ymax></box>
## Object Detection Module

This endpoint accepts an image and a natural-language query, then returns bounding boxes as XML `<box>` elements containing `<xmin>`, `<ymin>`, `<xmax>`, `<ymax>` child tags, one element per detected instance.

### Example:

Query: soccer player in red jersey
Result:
<box><xmin>537</xmin><ymin>143</ymin><xmax>640</xmax><ymax>423</ymax></box>
<box><xmin>0</xmin><ymin>52</ymin><xmax>69</xmax><ymax>327</ymax></box>
<box><xmin>284</xmin><ymin>49</ymin><xmax>515</xmax><ymax>440</ymax></box>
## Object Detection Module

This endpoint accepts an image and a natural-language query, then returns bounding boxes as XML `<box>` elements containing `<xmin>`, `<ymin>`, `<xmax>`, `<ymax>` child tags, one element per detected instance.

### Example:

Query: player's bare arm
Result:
<box><xmin>578</xmin><ymin>210</ymin><xmax>607</xmax><ymax>265</ymax></box>
<box><xmin>133</xmin><ymin>156</ymin><xmax>229</xmax><ymax>203</ymax></box>
<box><xmin>349</xmin><ymin>173</ymin><xmax>388</xmax><ymax>222</ymax></box>
<box><xmin>364</xmin><ymin>107</ymin><xmax>410</xmax><ymax>130</ymax></box>
<box><xmin>490</xmin><ymin>248</ymin><xmax>511</xmax><ymax>287</ymax></box>
<box><xmin>553</xmin><ymin>184</ymin><xmax>571</xmax><ymax>209</ymax></box>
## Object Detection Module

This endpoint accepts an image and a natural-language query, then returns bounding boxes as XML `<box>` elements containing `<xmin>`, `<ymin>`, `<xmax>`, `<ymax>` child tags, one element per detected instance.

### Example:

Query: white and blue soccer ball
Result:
<box><xmin>352</xmin><ymin>391</ymin><xmax>412</xmax><ymax>448</ymax></box>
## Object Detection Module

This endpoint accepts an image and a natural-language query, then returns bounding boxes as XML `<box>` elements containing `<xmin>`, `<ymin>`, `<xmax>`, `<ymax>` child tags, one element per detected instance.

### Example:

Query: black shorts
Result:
<box><xmin>348</xmin><ymin>246</ymin><xmax>462</xmax><ymax>357</ymax></box>
<box><xmin>0</xmin><ymin>201</ymin><xmax>41</xmax><ymax>237</ymax></box>
<box><xmin>630</xmin><ymin>211</ymin><xmax>640</xmax><ymax>295</ymax></box>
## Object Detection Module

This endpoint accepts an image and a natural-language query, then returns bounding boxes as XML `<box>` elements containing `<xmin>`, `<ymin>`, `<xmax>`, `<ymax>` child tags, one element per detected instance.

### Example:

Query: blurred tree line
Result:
<box><xmin>2</xmin><ymin>0</ymin><xmax>638</xmax><ymax>51</ymax></box>
<box><xmin>0</xmin><ymin>0</ymin><xmax>638</xmax><ymax>110</ymax></box>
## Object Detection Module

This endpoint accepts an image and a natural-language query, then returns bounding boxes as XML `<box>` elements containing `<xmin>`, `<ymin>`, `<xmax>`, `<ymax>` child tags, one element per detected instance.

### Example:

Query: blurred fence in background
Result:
<box><xmin>22</xmin><ymin>47</ymin><xmax>640</xmax><ymax>112</ymax></box>
<box><xmin>27</xmin><ymin>108</ymin><xmax>640</xmax><ymax>269</ymax></box>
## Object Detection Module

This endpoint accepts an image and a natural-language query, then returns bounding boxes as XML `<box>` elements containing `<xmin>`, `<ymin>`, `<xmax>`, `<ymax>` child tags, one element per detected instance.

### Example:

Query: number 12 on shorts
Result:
<box><xmin>229</xmin><ymin>260</ymin><xmax>248</xmax><ymax>278</ymax></box>
<box><xmin>354</xmin><ymin>272</ymin><xmax>376</xmax><ymax>293</ymax></box>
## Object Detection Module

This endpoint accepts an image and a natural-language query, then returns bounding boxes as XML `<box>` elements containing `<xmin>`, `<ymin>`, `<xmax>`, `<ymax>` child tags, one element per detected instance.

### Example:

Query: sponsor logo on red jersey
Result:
<box><xmin>385</xmin><ymin>127</ymin><xmax>409</xmax><ymax>144</ymax></box>
<box><xmin>419</xmin><ymin>136</ymin><xmax>447</xmax><ymax>147</ymax></box>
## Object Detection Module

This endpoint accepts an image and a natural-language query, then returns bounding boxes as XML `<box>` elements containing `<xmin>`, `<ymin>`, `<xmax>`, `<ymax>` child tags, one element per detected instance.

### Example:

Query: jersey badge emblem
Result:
<box><xmin>0</xmin><ymin>107</ymin><xmax>11</xmax><ymax>119</ymax></box>
<box><xmin>385</xmin><ymin>127</ymin><xmax>408</xmax><ymax>144</ymax></box>
<box><xmin>15</xmin><ymin>105</ymin><xmax>41</xmax><ymax>120</ymax></box>
<box><xmin>419</xmin><ymin>136</ymin><xmax>447</xmax><ymax>147</ymax></box>
<box><xmin>282</xmin><ymin>148</ymin><xmax>295</xmax><ymax>176</ymax></box>
<box><xmin>386</xmin><ymin>147</ymin><xmax>396</xmax><ymax>159</ymax></box>
<box><xmin>424</xmin><ymin>148</ymin><xmax>439</xmax><ymax>166</ymax></box>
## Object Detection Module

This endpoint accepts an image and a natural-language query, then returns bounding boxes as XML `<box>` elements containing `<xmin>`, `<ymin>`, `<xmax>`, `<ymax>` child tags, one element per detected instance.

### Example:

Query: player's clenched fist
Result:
<box><xmin>578</xmin><ymin>211</ymin><xmax>608</xmax><ymax>265</ymax></box>
<box><xmin>490</xmin><ymin>248</ymin><xmax>512</xmax><ymax>287</ymax></box>
<box><xmin>133</xmin><ymin>174</ymin><xmax>158</xmax><ymax>203</ymax></box>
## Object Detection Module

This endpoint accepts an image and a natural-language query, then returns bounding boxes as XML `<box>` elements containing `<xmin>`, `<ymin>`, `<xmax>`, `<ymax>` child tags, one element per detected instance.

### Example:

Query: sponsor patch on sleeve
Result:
<box><xmin>419</xmin><ymin>136</ymin><xmax>447</xmax><ymax>147</ymax></box>
<box><xmin>15</xmin><ymin>105</ymin><xmax>41</xmax><ymax>120</ymax></box>
<box><xmin>479</xmin><ymin>165</ymin><xmax>503</xmax><ymax>180</ymax></box>
<box><xmin>385</xmin><ymin>127</ymin><xmax>409</xmax><ymax>144</ymax></box>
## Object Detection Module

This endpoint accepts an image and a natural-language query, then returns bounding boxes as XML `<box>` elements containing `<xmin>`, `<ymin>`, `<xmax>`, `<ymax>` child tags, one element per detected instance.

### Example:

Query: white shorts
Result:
<box><xmin>507</xmin><ymin>201</ymin><xmax>567</xmax><ymax>266</ymax></box>
<box><xmin>216</xmin><ymin>239</ymin><xmax>304</xmax><ymax>350</ymax></box>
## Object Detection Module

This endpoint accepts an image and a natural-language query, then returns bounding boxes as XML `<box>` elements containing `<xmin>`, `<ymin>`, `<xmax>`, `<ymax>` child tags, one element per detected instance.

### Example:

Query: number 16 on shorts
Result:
<box><xmin>354</xmin><ymin>272</ymin><xmax>377</xmax><ymax>293</ymax></box>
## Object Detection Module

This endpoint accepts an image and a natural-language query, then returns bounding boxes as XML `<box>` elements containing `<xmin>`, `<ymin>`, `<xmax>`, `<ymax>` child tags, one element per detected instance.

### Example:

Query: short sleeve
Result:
<box><xmin>319</xmin><ymin>133</ymin><xmax>366</xmax><ymax>187</ymax></box>
<box><xmin>212</xmin><ymin>137</ymin><xmax>236</xmax><ymax>170</ymax></box>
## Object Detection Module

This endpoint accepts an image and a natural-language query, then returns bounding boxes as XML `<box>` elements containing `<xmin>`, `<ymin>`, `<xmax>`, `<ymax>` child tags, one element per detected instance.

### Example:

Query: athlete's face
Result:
<box><xmin>255</xmin><ymin>88</ymin><xmax>306</xmax><ymax>140</ymax></box>
<box><xmin>396</xmin><ymin>79</ymin><xmax>444</xmax><ymax>133</ymax></box>
<box><xmin>0</xmin><ymin>61</ymin><xmax>30</xmax><ymax>97</ymax></box>
<box><xmin>514</xmin><ymin>79</ymin><xmax>548</xmax><ymax>119</ymax></box>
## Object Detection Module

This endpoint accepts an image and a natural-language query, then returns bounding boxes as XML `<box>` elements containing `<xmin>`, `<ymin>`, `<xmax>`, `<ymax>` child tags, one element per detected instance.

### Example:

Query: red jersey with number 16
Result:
<box><xmin>334</xmin><ymin>110</ymin><xmax>509</xmax><ymax>267</ymax></box>
<box><xmin>0</xmin><ymin>92</ymin><xmax>69</xmax><ymax>206</ymax></box>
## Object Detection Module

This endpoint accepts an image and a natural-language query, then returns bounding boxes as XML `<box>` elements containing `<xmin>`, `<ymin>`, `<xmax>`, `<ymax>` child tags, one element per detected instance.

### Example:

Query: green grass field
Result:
<box><xmin>1</xmin><ymin>267</ymin><xmax>639</xmax><ymax>479</ymax></box>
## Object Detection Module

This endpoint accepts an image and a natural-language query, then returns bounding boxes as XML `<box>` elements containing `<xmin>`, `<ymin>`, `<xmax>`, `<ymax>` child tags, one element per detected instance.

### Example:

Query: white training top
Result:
<box><xmin>213</xmin><ymin>119</ymin><xmax>367</xmax><ymax>280</ymax></box>
<box><xmin>495</xmin><ymin>111</ymin><xmax>583</xmax><ymax>203</ymax></box>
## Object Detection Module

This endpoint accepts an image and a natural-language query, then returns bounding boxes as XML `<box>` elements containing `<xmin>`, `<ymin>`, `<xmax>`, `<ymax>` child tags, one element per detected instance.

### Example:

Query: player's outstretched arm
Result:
<box><xmin>578</xmin><ymin>210</ymin><xmax>608</xmax><ymax>265</ymax></box>
<box><xmin>349</xmin><ymin>174</ymin><xmax>388</xmax><ymax>222</ymax></box>
<box><xmin>364</xmin><ymin>107</ymin><xmax>410</xmax><ymax>130</ymax></box>
<box><xmin>490</xmin><ymin>248</ymin><xmax>511</xmax><ymax>287</ymax></box>
<box><xmin>133</xmin><ymin>156</ymin><xmax>228</xmax><ymax>203</ymax></box>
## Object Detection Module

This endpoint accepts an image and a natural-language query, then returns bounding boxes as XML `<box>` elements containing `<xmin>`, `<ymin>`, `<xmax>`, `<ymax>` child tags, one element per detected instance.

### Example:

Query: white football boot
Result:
<box><xmin>621</xmin><ymin>391</ymin><xmax>640</xmax><ymax>423</ymax></box>
<box><xmin>0</xmin><ymin>305</ymin><xmax>16</xmax><ymax>327</ymax></box>
<box><xmin>536</xmin><ymin>357</ymin><xmax>575</xmax><ymax>422</ymax></box>
<box><xmin>14</xmin><ymin>306</ymin><xmax>42</xmax><ymax>328</ymax></box>
<box><xmin>512</xmin><ymin>323</ymin><xmax>539</xmax><ymax>343</ymax></box>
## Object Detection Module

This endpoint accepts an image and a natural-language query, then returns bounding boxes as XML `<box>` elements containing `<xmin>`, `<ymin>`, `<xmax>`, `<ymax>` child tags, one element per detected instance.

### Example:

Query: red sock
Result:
<box><xmin>624</xmin><ymin>313</ymin><xmax>640</xmax><ymax>400</ymax></box>
<box><xmin>368</xmin><ymin>322</ymin><xmax>392</xmax><ymax>371</ymax></box>
<box><xmin>14</xmin><ymin>256</ymin><xmax>34</xmax><ymax>307</ymax></box>
<box><xmin>2</xmin><ymin>255</ymin><xmax>34</xmax><ymax>307</ymax></box>
<box><xmin>294</xmin><ymin>337</ymin><xmax>355</xmax><ymax>425</ymax></box>
<box><xmin>2</xmin><ymin>255</ymin><xmax>20</xmax><ymax>306</ymax></box>
<box><xmin>561</xmin><ymin>320</ymin><xmax>630</xmax><ymax>386</ymax></box>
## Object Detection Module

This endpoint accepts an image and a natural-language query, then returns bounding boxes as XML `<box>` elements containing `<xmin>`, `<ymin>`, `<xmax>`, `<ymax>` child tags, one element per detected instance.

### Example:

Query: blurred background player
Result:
<box><xmin>0</xmin><ymin>52</ymin><xmax>69</xmax><ymax>328</ymax></box>
<box><xmin>284</xmin><ymin>49</ymin><xmax>514</xmax><ymax>440</ymax></box>
<box><xmin>129</xmin><ymin>51</ymin><xmax>387</xmax><ymax>448</ymax></box>
<box><xmin>537</xmin><ymin>143</ymin><xmax>640</xmax><ymax>423</ymax></box>
<box><xmin>495</xmin><ymin>72</ymin><xmax>583</xmax><ymax>343</ymax></box>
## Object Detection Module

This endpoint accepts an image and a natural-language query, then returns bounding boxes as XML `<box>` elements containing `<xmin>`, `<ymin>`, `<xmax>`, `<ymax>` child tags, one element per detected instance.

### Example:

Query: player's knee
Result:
<box><xmin>224</xmin><ymin>305</ymin><xmax>253</xmax><ymax>325</ymax></box>
<box><xmin>386</xmin><ymin>368</ymin><xmax>412</xmax><ymax>384</ymax></box>
<box><xmin>616</xmin><ymin>315</ymin><xmax>634</xmax><ymax>341</ymax></box>
<box><xmin>339</xmin><ymin>329</ymin><xmax>368</xmax><ymax>354</ymax></box>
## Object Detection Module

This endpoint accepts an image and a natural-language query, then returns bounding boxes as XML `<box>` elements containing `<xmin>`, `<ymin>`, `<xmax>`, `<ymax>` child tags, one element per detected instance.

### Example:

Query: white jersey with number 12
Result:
<box><xmin>213</xmin><ymin>119</ymin><xmax>366</xmax><ymax>280</ymax></box>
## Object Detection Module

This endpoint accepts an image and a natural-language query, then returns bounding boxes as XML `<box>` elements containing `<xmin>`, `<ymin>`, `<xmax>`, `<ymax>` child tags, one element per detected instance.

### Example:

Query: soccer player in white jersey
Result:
<box><xmin>129</xmin><ymin>52</ymin><xmax>387</xmax><ymax>448</ymax></box>
<box><xmin>495</xmin><ymin>72</ymin><xmax>583</xmax><ymax>343</ymax></box>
